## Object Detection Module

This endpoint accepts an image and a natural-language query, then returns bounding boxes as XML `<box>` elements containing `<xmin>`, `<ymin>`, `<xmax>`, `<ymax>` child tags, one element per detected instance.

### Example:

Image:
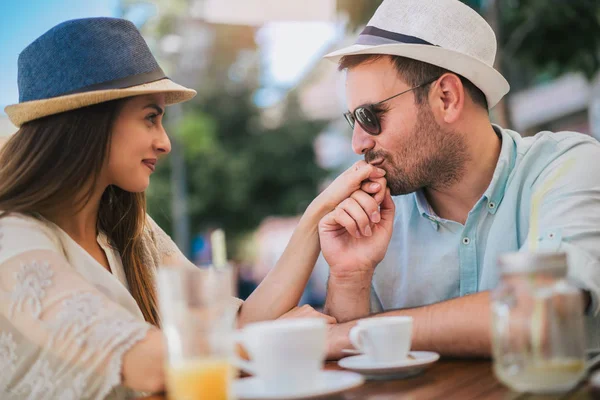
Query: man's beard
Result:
<box><xmin>365</xmin><ymin>105</ymin><xmax>469</xmax><ymax>196</ymax></box>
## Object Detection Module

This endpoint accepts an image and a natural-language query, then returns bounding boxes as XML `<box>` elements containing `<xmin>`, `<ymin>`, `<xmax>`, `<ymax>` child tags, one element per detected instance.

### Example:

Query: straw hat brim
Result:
<box><xmin>324</xmin><ymin>43</ymin><xmax>510</xmax><ymax>109</ymax></box>
<box><xmin>4</xmin><ymin>78</ymin><xmax>197</xmax><ymax>127</ymax></box>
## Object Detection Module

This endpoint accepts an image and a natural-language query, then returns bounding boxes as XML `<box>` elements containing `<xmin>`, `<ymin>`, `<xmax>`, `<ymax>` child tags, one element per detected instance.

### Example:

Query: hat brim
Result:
<box><xmin>4</xmin><ymin>78</ymin><xmax>197</xmax><ymax>127</ymax></box>
<box><xmin>324</xmin><ymin>43</ymin><xmax>509</xmax><ymax>109</ymax></box>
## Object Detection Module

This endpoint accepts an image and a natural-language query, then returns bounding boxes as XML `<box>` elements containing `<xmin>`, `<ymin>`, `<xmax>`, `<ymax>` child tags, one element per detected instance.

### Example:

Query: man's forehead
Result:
<box><xmin>346</xmin><ymin>57</ymin><xmax>398</xmax><ymax>81</ymax></box>
<box><xmin>345</xmin><ymin>58</ymin><xmax>408</xmax><ymax>104</ymax></box>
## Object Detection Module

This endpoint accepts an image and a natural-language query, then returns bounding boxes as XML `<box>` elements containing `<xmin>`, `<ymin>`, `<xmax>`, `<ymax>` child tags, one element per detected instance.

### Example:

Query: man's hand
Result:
<box><xmin>239</xmin><ymin>161</ymin><xmax>386</xmax><ymax>325</ymax></box>
<box><xmin>319</xmin><ymin>187</ymin><xmax>395</xmax><ymax>279</ymax></box>
<box><xmin>314</xmin><ymin>160</ymin><xmax>387</xmax><ymax>214</ymax></box>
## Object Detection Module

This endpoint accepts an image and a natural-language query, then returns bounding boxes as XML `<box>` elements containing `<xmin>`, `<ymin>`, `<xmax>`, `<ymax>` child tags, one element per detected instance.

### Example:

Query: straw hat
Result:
<box><xmin>324</xmin><ymin>0</ymin><xmax>510</xmax><ymax>108</ymax></box>
<box><xmin>5</xmin><ymin>17</ymin><xmax>197</xmax><ymax>127</ymax></box>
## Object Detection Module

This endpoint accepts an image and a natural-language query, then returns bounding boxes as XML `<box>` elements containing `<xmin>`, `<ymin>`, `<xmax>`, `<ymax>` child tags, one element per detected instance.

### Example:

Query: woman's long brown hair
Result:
<box><xmin>0</xmin><ymin>100</ymin><xmax>160</xmax><ymax>326</ymax></box>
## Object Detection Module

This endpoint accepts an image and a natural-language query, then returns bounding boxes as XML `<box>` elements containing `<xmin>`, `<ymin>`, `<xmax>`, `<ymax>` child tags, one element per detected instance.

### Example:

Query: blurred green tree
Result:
<box><xmin>136</xmin><ymin>16</ymin><xmax>327</xmax><ymax>257</ymax></box>
<box><xmin>147</xmin><ymin>88</ymin><xmax>327</xmax><ymax>257</ymax></box>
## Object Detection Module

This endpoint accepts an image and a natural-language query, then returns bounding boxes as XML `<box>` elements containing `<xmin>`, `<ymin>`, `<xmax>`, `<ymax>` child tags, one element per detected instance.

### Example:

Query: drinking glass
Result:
<box><xmin>158</xmin><ymin>266</ymin><xmax>237</xmax><ymax>400</ymax></box>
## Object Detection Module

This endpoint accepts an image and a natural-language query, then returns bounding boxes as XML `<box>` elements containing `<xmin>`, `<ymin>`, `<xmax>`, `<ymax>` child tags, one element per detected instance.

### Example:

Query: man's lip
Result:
<box><xmin>368</xmin><ymin>159</ymin><xmax>385</xmax><ymax>166</ymax></box>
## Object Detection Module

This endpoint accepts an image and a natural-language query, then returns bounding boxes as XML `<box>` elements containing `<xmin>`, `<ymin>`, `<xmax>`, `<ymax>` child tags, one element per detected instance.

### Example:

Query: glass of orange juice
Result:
<box><xmin>157</xmin><ymin>266</ymin><xmax>238</xmax><ymax>400</ymax></box>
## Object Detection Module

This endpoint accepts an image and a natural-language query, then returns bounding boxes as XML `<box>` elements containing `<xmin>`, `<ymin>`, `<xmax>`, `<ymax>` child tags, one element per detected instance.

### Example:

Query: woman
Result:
<box><xmin>0</xmin><ymin>18</ymin><xmax>386</xmax><ymax>399</ymax></box>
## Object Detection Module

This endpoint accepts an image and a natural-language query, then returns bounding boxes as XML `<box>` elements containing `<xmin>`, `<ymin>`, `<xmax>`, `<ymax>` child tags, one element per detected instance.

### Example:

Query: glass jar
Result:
<box><xmin>491</xmin><ymin>252</ymin><xmax>586</xmax><ymax>393</ymax></box>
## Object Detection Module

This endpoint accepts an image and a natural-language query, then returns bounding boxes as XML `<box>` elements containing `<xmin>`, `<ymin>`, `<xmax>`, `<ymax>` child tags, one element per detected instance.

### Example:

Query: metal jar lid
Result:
<box><xmin>498</xmin><ymin>252</ymin><xmax>568</xmax><ymax>276</ymax></box>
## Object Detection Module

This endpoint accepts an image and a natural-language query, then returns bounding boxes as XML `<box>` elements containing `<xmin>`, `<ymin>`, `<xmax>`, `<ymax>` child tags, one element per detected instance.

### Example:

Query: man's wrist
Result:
<box><xmin>328</xmin><ymin>268</ymin><xmax>374</xmax><ymax>287</ymax></box>
<box><xmin>325</xmin><ymin>269</ymin><xmax>373</xmax><ymax>322</ymax></box>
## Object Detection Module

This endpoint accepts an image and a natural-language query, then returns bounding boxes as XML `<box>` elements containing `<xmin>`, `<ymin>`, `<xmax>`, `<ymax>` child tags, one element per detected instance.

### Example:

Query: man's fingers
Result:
<box><xmin>380</xmin><ymin>188</ymin><xmax>395</xmax><ymax>221</ymax></box>
<box><xmin>361</xmin><ymin>177</ymin><xmax>387</xmax><ymax>204</ymax></box>
<box><xmin>322</xmin><ymin>161</ymin><xmax>386</xmax><ymax>211</ymax></box>
<box><xmin>338</xmin><ymin>198</ymin><xmax>372</xmax><ymax>237</ymax></box>
<box><xmin>350</xmin><ymin>190</ymin><xmax>381</xmax><ymax>224</ymax></box>
<box><xmin>361</xmin><ymin>181</ymin><xmax>381</xmax><ymax>194</ymax></box>
<box><xmin>328</xmin><ymin>207</ymin><xmax>362</xmax><ymax>238</ymax></box>
<box><xmin>367</xmin><ymin>163</ymin><xmax>387</xmax><ymax>179</ymax></box>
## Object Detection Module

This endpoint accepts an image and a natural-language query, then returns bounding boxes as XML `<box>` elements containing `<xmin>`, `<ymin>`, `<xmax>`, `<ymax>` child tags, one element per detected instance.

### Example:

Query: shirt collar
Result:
<box><xmin>414</xmin><ymin>190</ymin><xmax>440</xmax><ymax>230</ymax></box>
<box><xmin>482</xmin><ymin>124</ymin><xmax>516</xmax><ymax>215</ymax></box>
<box><xmin>413</xmin><ymin>124</ymin><xmax>516</xmax><ymax>228</ymax></box>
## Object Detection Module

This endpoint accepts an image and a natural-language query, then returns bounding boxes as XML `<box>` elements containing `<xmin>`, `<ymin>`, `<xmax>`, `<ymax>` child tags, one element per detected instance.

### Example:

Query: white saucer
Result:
<box><xmin>338</xmin><ymin>351</ymin><xmax>440</xmax><ymax>380</ymax></box>
<box><xmin>234</xmin><ymin>370</ymin><xmax>364</xmax><ymax>400</ymax></box>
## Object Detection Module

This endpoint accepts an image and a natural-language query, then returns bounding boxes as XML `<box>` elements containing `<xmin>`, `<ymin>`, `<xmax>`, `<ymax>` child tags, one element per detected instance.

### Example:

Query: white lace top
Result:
<box><xmin>0</xmin><ymin>213</ymin><xmax>241</xmax><ymax>400</ymax></box>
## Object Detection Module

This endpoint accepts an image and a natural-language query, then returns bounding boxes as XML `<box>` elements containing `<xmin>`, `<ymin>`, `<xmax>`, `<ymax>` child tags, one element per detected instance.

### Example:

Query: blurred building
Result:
<box><xmin>509</xmin><ymin>72</ymin><xmax>596</xmax><ymax>136</ymax></box>
<box><xmin>199</xmin><ymin>0</ymin><xmax>336</xmax><ymax>25</ymax></box>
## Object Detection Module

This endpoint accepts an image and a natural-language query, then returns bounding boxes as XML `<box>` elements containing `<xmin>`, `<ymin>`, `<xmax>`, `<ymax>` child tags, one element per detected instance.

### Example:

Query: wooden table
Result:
<box><xmin>139</xmin><ymin>359</ymin><xmax>598</xmax><ymax>400</ymax></box>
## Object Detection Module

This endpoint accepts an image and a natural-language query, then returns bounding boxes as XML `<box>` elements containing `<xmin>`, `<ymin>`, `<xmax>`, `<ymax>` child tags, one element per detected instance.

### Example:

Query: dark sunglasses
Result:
<box><xmin>343</xmin><ymin>77</ymin><xmax>439</xmax><ymax>135</ymax></box>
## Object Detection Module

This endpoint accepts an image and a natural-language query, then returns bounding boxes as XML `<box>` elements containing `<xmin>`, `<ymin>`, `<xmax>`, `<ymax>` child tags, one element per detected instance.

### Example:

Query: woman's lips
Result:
<box><xmin>142</xmin><ymin>159</ymin><xmax>156</xmax><ymax>172</ymax></box>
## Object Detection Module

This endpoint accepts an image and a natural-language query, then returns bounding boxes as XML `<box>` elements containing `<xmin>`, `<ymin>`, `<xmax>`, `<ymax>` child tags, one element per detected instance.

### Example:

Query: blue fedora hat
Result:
<box><xmin>5</xmin><ymin>17</ymin><xmax>196</xmax><ymax>127</ymax></box>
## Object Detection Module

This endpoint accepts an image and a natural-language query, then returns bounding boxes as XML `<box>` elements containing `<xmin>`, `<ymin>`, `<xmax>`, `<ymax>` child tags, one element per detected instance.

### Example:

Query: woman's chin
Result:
<box><xmin>116</xmin><ymin>178</ymin><xmax>150</xmax><ymax>193</ymax></box>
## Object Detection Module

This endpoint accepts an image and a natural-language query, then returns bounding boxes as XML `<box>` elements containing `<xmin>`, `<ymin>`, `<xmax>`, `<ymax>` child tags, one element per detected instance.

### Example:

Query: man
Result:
<box><xmin>319</xmin><ymin>0</ymin><xmax>600</xmax><ymax>359</ymax></box>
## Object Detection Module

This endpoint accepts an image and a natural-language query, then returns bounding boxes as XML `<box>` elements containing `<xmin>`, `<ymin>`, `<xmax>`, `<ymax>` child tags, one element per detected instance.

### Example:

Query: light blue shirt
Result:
<box><xmin>371</xmin><ymin>126</ymin><xmax>600</xmax><ymax>347</ymax></box>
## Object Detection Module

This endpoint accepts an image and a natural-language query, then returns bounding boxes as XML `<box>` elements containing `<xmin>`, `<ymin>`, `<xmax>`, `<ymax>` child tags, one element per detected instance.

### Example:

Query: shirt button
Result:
<box><xmin>488</xmin><ymin>202</ymin><xmax>496</xmax><ymax>209</ymax></box>
<box><xmin>462</xmin><ymin>237</ymin><xmax>471</xmax><ymax>245</ymax></box>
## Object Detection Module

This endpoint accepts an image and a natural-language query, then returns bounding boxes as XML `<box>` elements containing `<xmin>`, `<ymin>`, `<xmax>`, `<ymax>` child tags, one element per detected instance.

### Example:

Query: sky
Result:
<box><xmin>259</xmin><ymin>21</ymin><xmax>338</xmax><ymax>87</ymax></box>
<box><xmin>255</xmin><ymin>21</ymin><xmax>339</xmax><ymax>107</ymax></box>
<box><xmin>0</xmin><ymin>0</ymin><xmax>121</xmax><ymax>112</ymax></box>
<box><xmin>0</xmin><ymin>1</ymin><xmax>338</xmax><ymax>114</ymax></box>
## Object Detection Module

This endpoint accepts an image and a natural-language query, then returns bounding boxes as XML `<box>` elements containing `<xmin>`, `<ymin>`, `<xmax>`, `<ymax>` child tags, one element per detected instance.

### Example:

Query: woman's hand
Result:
<box><xmin>278</xmin><ymin>304</ymin><xmax>337</xmax><ymax>324</ymax></box>
<box><xmin>313</xmin><ymin>161</ymin><xmax>387</xmax><ymax>215</ymax></box>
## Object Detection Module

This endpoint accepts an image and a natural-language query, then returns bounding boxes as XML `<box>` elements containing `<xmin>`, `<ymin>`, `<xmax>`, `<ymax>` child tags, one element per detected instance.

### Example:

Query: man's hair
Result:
<box><xmin>339</xmin><ymin>54</ymin><xmax>488</xmax><ymax>110</ymax></box>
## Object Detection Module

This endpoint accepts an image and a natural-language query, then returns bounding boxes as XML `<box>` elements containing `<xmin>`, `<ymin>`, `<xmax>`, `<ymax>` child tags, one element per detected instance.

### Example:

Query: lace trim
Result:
<box><xmin>9</xmin><ymin>289</ymin><xmax>150</xmax><ymax>399</ymax></box>
<box><xmin>89</xmin><ymin>316</ymin><xmax>145</xmax><ymax>349</ymax></box>
<box><xmin>57</xmin><ymin>373</ymin><xmax>86</xmax><ymax>400</ymax></box>
<box><xmin>12</xmin><ymin>359</ymin><xmax>55</xmax><ymax>397</ymax></box>
<box><xmin>145</xmin><ymin>217</ymin><xmax>179</xmax><ymax>258</ymax></box>
<box><xmin>154</xmin><ymin>229</ymin><xmax>179</xmax><ymax>257</ymax></box>
<box><xmin>0</xmin><ymin>332</ymin><xmax>17</xmax><ymax>391</ymax></box>
<box><xmin>97</xmin><ymin>323</ymin><xmax>152</xmax><ymax>400</ymax></box>
<box><xmin>48</xmin><ymin>292</ymin><xmax>103</xmax><ymax>347</ymax></box>
<box><xmin>11</xmin><ymin>359</ymin><xmax>88</xmax><ymax>400</ymax></box>
<box><xmin>8</xmin><ymin>260</ymin><xmax>53</xmax><ymax>319</ymax></box>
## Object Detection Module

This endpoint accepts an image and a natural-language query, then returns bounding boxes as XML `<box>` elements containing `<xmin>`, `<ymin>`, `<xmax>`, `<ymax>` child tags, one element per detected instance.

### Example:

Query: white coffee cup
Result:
<box><xmin>234</xmin><ymin>318</ymin><xmax>327</xmax><ymax>392</ymax></box>
<box><xmin>349</xmin><ymin>316</ymin><xmax>413</xmax><ymax>363</ymax></box>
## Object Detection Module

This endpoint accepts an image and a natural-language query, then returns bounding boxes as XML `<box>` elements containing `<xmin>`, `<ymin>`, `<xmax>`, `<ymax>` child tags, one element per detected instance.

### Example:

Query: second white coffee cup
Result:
<box><xmin>349</xmin><ymin>316</ymin><xmax>413</xmax><ymax>363</ymax></box>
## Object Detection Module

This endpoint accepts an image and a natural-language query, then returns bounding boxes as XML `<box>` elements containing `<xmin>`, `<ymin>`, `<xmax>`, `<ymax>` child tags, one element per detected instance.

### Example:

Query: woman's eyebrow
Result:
<box><xmin>143</xmin><ymin>104</ymin><xmax>164</xmax><ymax>115</ymax></box>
